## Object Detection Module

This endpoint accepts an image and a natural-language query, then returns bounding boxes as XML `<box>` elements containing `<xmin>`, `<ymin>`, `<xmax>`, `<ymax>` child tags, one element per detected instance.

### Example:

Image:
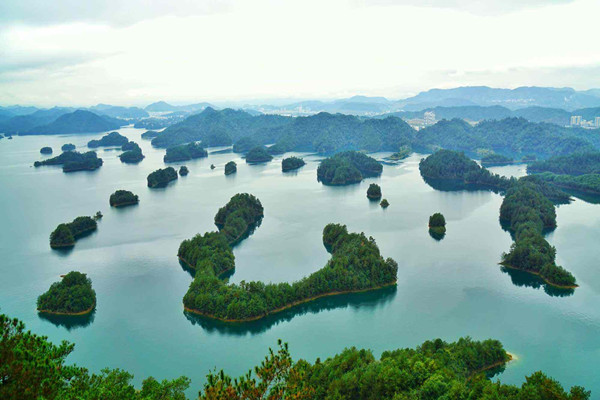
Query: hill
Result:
<box><xmin>23</xmin><ymin>110</ymin><xmax>125</xmax><ymax>135</ymax></box>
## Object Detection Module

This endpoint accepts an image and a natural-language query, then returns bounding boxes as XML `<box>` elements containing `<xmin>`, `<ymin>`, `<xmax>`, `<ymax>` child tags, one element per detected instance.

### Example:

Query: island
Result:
<box><xmin>317</xmin><ymin>151</ymin><xmax>382</xmax><ymax>185</ymax></box>
<box><xmin>214</xmin><ymin>193</ymin><xmax>264</xmax><ymax>244</ymax></box>
<box><xmin>233</xmin><ymin>136</ymin><xmax>258</xmax><ymax>153</ymax></box>
<box><xmin>147</xmin><ymin>167</ymin><xmax>178</xmax><ymax>188</ymax></box>
<box><xmin>87</xmin><ymin>131</ymin><xmax>128</xmax><ymax>148</ymax></box>
<box><xmin>281</xmin><ymin>156</ymin><xmax>305</xmax><ymax>172</ymax></box>
<box><xmin>179</xmin><ymin>165</ymin><xmax>189</xmax><ymax>176</ymax></box>
<box><xmin>224</xmin><ymin>161</ymin><xmax>237</xmax><ymax>175</ymax></box>
<box><xmin>40</xmin><ymin>146</ymin><xmax>53</xmax><ymax>154</ymax></box>
<box><xmin>34</xmin><ymin>151</ymin><xmax>103</xmax><ymax>173</ymax></box>
<box><xmin>386</xmin><ymin>145</ymin><xmax>411</xmax><ymax>161</ymax></box>
<box><xmin>428</xmin><ymin>213</ymin><xmax>446</xmax><ymax>234</ymax></box>
<box><xmin>480</xmin><ymin>153</ymin><xmax>514</xmax><ymax>167</ymax></box>
<box><xmin>141</xmin><ymin>130</ymin><xmax>160</xmax><ymax>139</ymax></box>
<box><xmin>210</xmin><ymin>164</ymin><xmax>215</xmax><ymax>169</ymax></box>
<box><xmin>23</xmin><ymin>110</ymin><xmax>123</xmax><ymax>135</ymax></box>
<box><xmin>61</xmin><ymin>143</ymin><xmax>76</xmax><ymax>152</ymax></box>
<box><xmin>49</xmin><ymin>216</ymin><xmax>98</xmax><ymax>248</ymax></box>
<box><xmin>163</xmin><ymin>142</ymin><xmax>207</xmax><ymax>163</ymax></box>
<box><xmin>37</xmin><ymin>271</ymin><xmax>96</xmax><ymax>315</ymax></box>
<box><xmin>500</xmin><ymin>181</ymin><xmax>577</xmax><ymax>289</ymax></box>
<box><xmin>181</xmin><ymin>222</ymin><xmax>398</xmax><ymax>322</ymax></box>
<box><xmin>380</xmin><ymin>199</ymin><xmax>389</xmax><ymax>208</ymax></box>
<box><xmin>109</xmin><ymin>190</ymin><xmax>139</xmax><ymax>207</ymax></box>
<box><xmin>119</xmin><ymin>141</ymin><xmax>144</xmax><ymax>164</ymax></box>
<box><xmin>367</xmin><ymin>183</ymin><xmax>382</xmax><ymax>200</ymax></box>
<box><xmin>245</xmin><ymin>146</ymin><xmax>273</xmax><ymax>163</ymax></box>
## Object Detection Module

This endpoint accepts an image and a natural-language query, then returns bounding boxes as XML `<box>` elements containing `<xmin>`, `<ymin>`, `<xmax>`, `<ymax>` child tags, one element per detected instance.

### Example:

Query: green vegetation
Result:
<box><xmin>500</xmin><ymin>182</ymin><xmax>577</xmax><ymax>288</ymax></box>
<box><xmin>23</xmin><ymin>110</ymin><xmax>123</xmax><ymax>135</ymax></box>
<box><xmin>40</xmin><ymin>146</ymin><xmax>53</xmax><ymax>154</ymax></box>
<box><xmin>164</xmin><ymin>142</ymin><xmax>207</xmax><ymax>163</ymax></box>
<box><xmin>2</xmin><ymin>313</ymin><xmax>589</xmax><ymax>400</ymax></box>
<box><xmin>387</xmin><ymin>145</ymin><xmax>412</xmax><ymax>161</ymax></box>
<box><xmin>245</xmin><ymin>146</ymin><xmax>273</xmax><ymax>163</ymax></box>
<box><xmin>183</xmin><ymin>223</ymin><xmax>397</xmax><ymax>321</ymax></box>
<box><xmin>147</xmin><ymin>167</ymin><xmax>178</xmax><ymax>188</ymax></box>
<box><xmin>282</xmin><ymin>156</ymin><xmax>305</xmax><ymax>172</ymax></box>
<box><xmin>481</xmin><ymin>153</ymin><xmax>514</xmax><ymax>167</ymax></box>
<box><xmin>179</xmin><ymin>166</ymin><xmax>189</xmax><ymax>176</ymax></box>
<box><xmin>532</xmin><ymin>172</ymin><xmax>600</xmax><ymax>195</ymax></box>
<box><xmin>317</xmin><ymin>151</ymin><xmax>382</xmax><ymax>185</ymax></box>
<box><xmin>87</xmin><ymin>131</ymin><xmax>128</xmax><ymax>148</ymax></box>
<box><xmin>233</xmin><ymin>136</ymin><xmax>258</xmax><ymax>153</ymax></box>
<box><xmin>34</xmin><ymin>151</ymin><xmax>103</xmax><ymax>172</ymax></box>
<box><xmin>109</xmin><ymin>190</ymin><xmax>139</xmax><ymax>207</ymax></box>
<box><xmin>50</xmin><ymin>216</ymin><xmax>97</xmax><ymax>248</ymax></box>
<box><xmin>178</xmin><ymin>232</ymin><xmax>235</xmax><ymax>276</ymax></box>
<box><xmin>61</xmin><ymin>143</ymin><xmax>75</xmax><ymax>152</ymax></box>
<box><xmin>367</xmin><ymin>183</ymin><xmax>382</xmax><ymax>199</ymax></box>
<box><xmin>119</xmin><ymin>141</ymin><xmax>145</xmax><ymax>163</ymax></box>
<box><xmin>429</xmin><ymin>212</ymin><xmax>446</xmax><ymax>234</ymax></box>
<box><xmin>37</xmin><ymin>271</ymin><xmax>96</xmax><ymax>315</ymax></box>
<box><xmin>528</xmin><ymin>152</ymin><xmax>600</xmax><ymax>175</ymax></box>
<box><xmin>214</xmin><ymin>193</ymin><xmax>264</xmax><ymax>244</ymax></box>
<box><xmin>141</xmin><ymin>130</ymin><xmax>160</xmax><ymax>139</ymax></box>
<box><xmin>224</xmin><ymin>161</ymin><xmax>237</xmax><ymax>175</ymax></box>
<box><xmin>380</xmin><ymin>199</ymin><xmax>389</xmax><ymax>208</ymax></box>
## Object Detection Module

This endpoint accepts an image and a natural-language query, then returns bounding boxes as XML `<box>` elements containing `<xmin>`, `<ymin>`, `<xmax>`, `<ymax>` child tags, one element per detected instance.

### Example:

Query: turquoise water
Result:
<box><xmin>0</xmin><ymin>127</ymin><xmax>599</xmax><ymax>396</ymax></box>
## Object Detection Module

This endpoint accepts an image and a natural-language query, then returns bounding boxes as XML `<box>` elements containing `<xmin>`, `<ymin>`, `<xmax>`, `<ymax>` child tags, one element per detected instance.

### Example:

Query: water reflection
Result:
<box><xmin>500</xmin><ymin>266</ymin><xmax>574</xmax><ymax>297</ymax></box>
<box><xmin>184</xmin><ymin>285</ymin><xmax>397</xmax><ymax>335</ymax></box>
<box><xmin>421</xmin><ymin>176</ymin><xmax>505</xmax><ymax>195</ymax></box>
<box><xmin>38</xmin><ymin>309</ymin><xmax>96</xmax><ymax>330</ymax></box>
<box><xmin>428</xmin><ymin>229</ymin><xmax>446</xmax><ymax>241</ymax></box>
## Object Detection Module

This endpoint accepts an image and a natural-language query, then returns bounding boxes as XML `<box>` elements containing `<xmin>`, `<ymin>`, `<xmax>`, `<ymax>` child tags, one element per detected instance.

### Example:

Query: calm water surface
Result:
<box><xmin>0</xmin><ymin>127</ymin><xmax>599</xmax><ymax>396</ymax></box>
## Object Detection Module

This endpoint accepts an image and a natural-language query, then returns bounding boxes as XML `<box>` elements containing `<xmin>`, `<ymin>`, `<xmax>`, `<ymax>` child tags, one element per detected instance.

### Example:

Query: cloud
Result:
<box><xmin>353</xmin><ymin>0</ymin><xmax>575</xmax><ymax>15</ymax></box>
<box><xmin>0</xmin><ymin>0</ymin><xmax>231</xmax><ymax>27</ymax></box>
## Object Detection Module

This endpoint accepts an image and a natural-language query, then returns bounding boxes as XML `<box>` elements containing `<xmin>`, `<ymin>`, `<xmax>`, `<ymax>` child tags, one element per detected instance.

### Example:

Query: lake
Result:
<box><xmin>0</xmin><ymin>127</ymin><xmax>599</xmax><ymax>396</ymax></box>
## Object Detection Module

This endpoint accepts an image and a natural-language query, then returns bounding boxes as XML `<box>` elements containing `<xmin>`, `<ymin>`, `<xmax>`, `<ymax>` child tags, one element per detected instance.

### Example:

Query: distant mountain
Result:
<box><xmin>0</xmin><ymin>105</ymin><xmax>39</xmax><ymax>116</ymax></box>
<box><xmin>145</xmin><ymin>101</ymin><xmax>215</xmax><ymax>113</ymax></box>
<box><xmin>260</xmin><ymin>96</ymin><xmax>396</xmax><ymax>115</ymax></box>
<box><xmin>23</xmin><ymin>110</ymin><xmax>125</xmax><ymax>135</ymax></box>
<box><xmin>90</xmin><ymin>104</ymin><xmax>148</xmax><ymax>119</ymax></box>
<box><xmin>0</xmin><ymin>107</ymin><xmax>74</xmax><ymax>135</ymax></box>
<box><xmin>399</xmin><ymin>86</ymin><xmax>600</xmax><ymax>111</ymax></box>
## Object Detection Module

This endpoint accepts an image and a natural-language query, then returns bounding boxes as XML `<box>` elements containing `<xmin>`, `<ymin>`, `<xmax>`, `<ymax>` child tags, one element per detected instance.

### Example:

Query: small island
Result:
<box><xmin>428</xmin><ymin>213</ymin><xmax>446</xmax><ymax>234</ymax></box>
<box><xmin>245</xmin><ymin>146</ymin><xmax>273</xmax><ymax>163</ymax></box>
<box><xmin>141</xmin><ymin>130</ymin><xmax>160</xmax><ymax>139</ymax></box>
<box><xmin>210</xmin><ymin>164</ymin><xmax>215</xmax><ymax>170</ymax></box>
<box><xmin>109</xmin><ymin>190</ymin><xmax>139</xmax><ymax>207</ymax></box>
<box><xmin>367</xmin><ymin>183</ymin><xmax>382</xmax><ymax>200</ymax></box>
<box><xmin>214</xmin><ymin>193</ymin><xmax>264</xmax><ymax>244</ymax></box>
<box><xmin>380</xmin><ymin>199</ymin><xmax>389</xmax><ymax>208</ymax></box>
<box><xmin>224</xmin><ymin>161</ymin><xmax>237</xmax><ymax>175</ymax></box>
<box><xmin>34</xmin><ymin>151</ymin><xmax>103</xmax><ymax>173</ymax></box>
<box><xmin>317</xmin><ymin>151</ymin><xmax>382</xmax><ymax>186</ymax></box>
<box><xmin>37</xmin><ymin>271</ymin><xmax>96</xmax><ymax>315</ymax></box>
<box><xmin>164</xmin><ymin>142</ymin><xmax>207</xmax><ymax>163</ymax></box>
<box><xmin>179</xmin><ymin>166</ymin><xmax>189</xmax><ymax>176</ymax></box>
<box><xmin>387</xmin><ymin>145</ymin><xmax>411</xmax><ymax>161</ymax></box>
<box><xmin>147</xmin><ymin>167</ymin><xmax>178</xmax><ymax>188</ymax></box>
<box><xmin>282</xmin><ymin>156</ymin><xmax>305</xmax><ymax>172</ymax></box>
<box><xmin>87</xmin><ymin>131</ymin><xmax>128</xmax><ymax>148</ymax></box>
<box><xmin>481</xmin><ymin>153</ymin><xmax>514</xmax><ymax>167</ymax></box>
<box><xmin>50</xmin><ymin>216</ymin><xmax>98</xmax><ymax>248</ymax></box>
<box><xmin>40</xmin><ymin>146</ymin><xmax>53</xmax><ymax>155</ymax></box>
<box><xmin>119</xmin><ymin>141</ymin><xmax>145</xmax><ymax>164</ymax></box>
<box><xmin>61</xmin><ymin>143</ymin><xmax>76</xmax><ymax>152</ymax></box>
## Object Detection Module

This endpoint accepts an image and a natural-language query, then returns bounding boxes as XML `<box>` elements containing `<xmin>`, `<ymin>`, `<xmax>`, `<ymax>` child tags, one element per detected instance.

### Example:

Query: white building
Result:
<box><xmin>424</xmin><ymin>111</ymin><xmax>436</xmax><ymax>125</ymax></box>
<box><xmin>570</xmin><ymin>115</ymin><xmax>582</xmax><ymax>126</ymax></box>
<box><xmin>595</xmin><ymin>117</ymin><xmax>600</xmax><ymax>128</ymax></box>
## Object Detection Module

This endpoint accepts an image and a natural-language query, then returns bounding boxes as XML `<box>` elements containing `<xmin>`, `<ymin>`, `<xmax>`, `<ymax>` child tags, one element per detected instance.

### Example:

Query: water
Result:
<box><xmin>1</xmin><ymin>127</ymin><xmax>599</xmax><ymax>396</ymax></box>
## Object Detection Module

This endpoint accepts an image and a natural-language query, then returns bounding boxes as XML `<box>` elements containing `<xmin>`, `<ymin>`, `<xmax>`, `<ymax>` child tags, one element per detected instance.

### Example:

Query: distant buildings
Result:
<box><xmin>570</xmin><ymin>115</ymin><xmax>600</xmax><ymax>129</ymax></box>
<box><xmin>424</xmin><ymin>111</ymin><xmax>436</xmax><ymax>125</ymax></box>
<box><xmin>570</xmin><ymin>115</ymin><xmax>582</xmax><ymax>126</ymax></box>
<box><xmin>596</xmin><ymin>117</ymin><xmax>600</xmax><ymax>128</ymax></box>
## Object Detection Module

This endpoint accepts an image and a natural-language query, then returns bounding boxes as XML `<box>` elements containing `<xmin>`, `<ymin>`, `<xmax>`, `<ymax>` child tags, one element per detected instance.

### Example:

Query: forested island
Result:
<box><xmin>49</xmin><ymin>216</ymin><xmax>97</xmax><ymax>248</ymax></box>
<box><xmin>109</xmin><ymin>190</ymin><xmax>139</xmax><ymax>207</ymax></box>
<box><xmin>147</xmin><ymin>167</ymin><xmax>178</xmax><ymax>188</ymax></box>
<box><xmin>500</xmin><ymin>182</ymin><xmax>577</xmax><ymax>288</ymax></box>
<box><xmin>141</xmin><ymin>130</ymin><xmax>160</xmax><ymax>139</ymax></box>
<box><xmin>181</xmin><ymin>222</ymin><xmax>397</xmax><ymax>322</ymax></box>
<box><xmin>37</xmin><ymin>271</ymin><xmax>96</xmax><ymax>315</ymax></box>
<box><xmin>481</xmin><ymin>153</ymin><xmax>514</xmax><ymax>167</ymax></box>
<box><xmin>429</xmin><ymin>213</ymin><xmax>446</xmax><ymax>234</ymax></box>
<box><xmin>380</xmin><ymin>199</ymin><xmax>389</xmax><ymax>208</ymax></box>
<box><xmin>2</xmin><ymin>313</ymin><xmax>589</xmax><ymax>399</ymax></box>
<box><xmin>87</xmin><ymin>131</ymin><xmax>128</xmax><ymax>148</ymax></box>
<box><xmin>214</xmin><ymin>193</ymin><xmax>264</xmax><ymax>244</ymax></box>
<box><xmin>245</xmin><ymin>146</ymin><xmax>273</xmax><ymax>163</ymax></box>
<box><xmin>282</xmin><ymin>156</ymin><xmax>305</xmax><ymax>172</ymax></box>
<box><xmin>61</xmin><ymin>143</ymin><xmax>75</xmax><ymax>151</ymax></box>
<box><xmin>119</xmin><ymin>141</ymin><xmax>145</xmax><ymax>163</ymax></box>
<box><xmin>367</xmin><ymin>183</ymin><xmax>382</xmax><ymax>199</ymax></box>
<box><xmin>34</xmin><ymin>151</ymin><xmax>103</xmax><ymax>172</ymax></box>
<box><xmin>40</xmin><ymin>146</ymin><xmax>52</xmax><ymax>154</ymax></box>
<box><xmin>317</xmin><ymin>151</ymin><xmax>382</xmax><ymax>185</ymax></box>
<box><xmin>179</xmin><ymin>165</ymin><xmax>189</xmax><ymax>176</ymax></box>
<box><xmin>163</xmin><ymin>142</ymin><xmax>207</xmax><ymax>163</ymax></box>
<box><xmin>224</xmin><ymin>161</ymin><xmax>236</xmax><ymax>175</ymax></box>
<box><xmin>233</xmin><ymin>136</ymin><xmax>258</xmax><ymax>153</ymax></box>
<box><xmin>387</xmin><ymin>145</ymin><xmax>412</xmax><ymax>161</ymax></box>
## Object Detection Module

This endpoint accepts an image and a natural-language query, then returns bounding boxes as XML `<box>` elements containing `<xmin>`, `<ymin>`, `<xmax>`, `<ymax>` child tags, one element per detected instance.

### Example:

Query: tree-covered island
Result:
<box><xmin>141</xmin><ymin>130</ymin><xmax>160</xmax><ymax>139</ymax></box>
<box><xmin>480</xmin><ymin>153</ymin><xmax>514</xmax><ymax>167</ymax></box>
<box><xmin>380</xmin><ymin>199</ymin><xmax>389</xmax><ymax>208</ymax></box>
<box><xmin>214</xmin><ymin>193</ymin><xmax>264</xmax><ymax>244</ymax></box>
<box><xmin>147</xmin><ymin>167</ymin><xmax>178</xmax><ymax>188</ymax></box>
<box><xmin>119</xmin><ymin>141</ymin><xmax>145</xmax><ymax>163</ymax></box>
<box><xmin>61</xmin><ymin>143</ymin><xmax>75</xmax><ymax>152</ymax></box>
<box><xmin>40</xmin><ymin>146</ymin><xmax>53</xmax><ymax>154</ymax></box>
<box><xmin>429</xmin><ymin>213</ymin><xmax>446</xmax><ymax>234</ymax></box>
<box><xmin>87</xmin><ymin>131</ymin><xmax>128</xmax><ymax>148</ymax></box>
<box><xmin>109</xmin><ymin>190</ymin><xmax>139</xmax><ymax>207</ymax></box>
<box><xmin>282</xmin><ymin>156</ymin><xmax>305</xmax><ymax>172</ymax></box>
<box><xmin>179</xmin><ymin>165</ymin><xmax>189</xmax><ymax>176</ymax></box>
<box><xmin>49</xmin><ymin>216</ymin><xmax>98</xmax><ymax>248</ymax></box>
<box><xmin>224</xmin><ymin>160</ymin><xmax>237</xmax><ymax>175</ymax></box>
<box><xmin>37</xmin><ymin>271</ymin><xmax>96</xmax><ymax>315</ymax></box>
<box><xmin>34</xmin><ymin>151</ymin><xmax>103</xmax><ymax>173</ymax></box>
<box><xmin>317</xmin><ymin>151</ymin><xmax>382</xmax><ymax>185</ymax></box>
<box><xmin>367</xmin><ymin>183</ymin><xmax>382</xmax><ymax>200</ymax></box>
<box><xmin>386</xmin><ymin>145</ymin><xmax>412</xmax><ymax>161</ymax></box>
<box><xmin>163</xmin><ymin>142</ymin><xmax>207</xmax><ymax>163</ymax></box>
<box><xmin>245</xmin><ymin>146</ymin><xmax>273</xmax><ymax>163</ymax></box>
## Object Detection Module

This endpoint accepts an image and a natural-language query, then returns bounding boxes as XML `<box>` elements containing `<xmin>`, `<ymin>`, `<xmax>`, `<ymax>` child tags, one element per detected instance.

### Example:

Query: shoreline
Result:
<box><xmin>110</xmin><ymin>200</ymin><xmax>139</xmax><ymax>207</ymax></box>
<box><xmin>500</xmin><ymin>262</ymin><xmax>578</xmax><ymax>289</ymax></box>
<box><xmin>38</xmin><ymin>303</ymin><xmax>95</xmax><ymax>316</ymax></box>
<box><xmin>470</xmin><ymin>353</ymin><xmax>514</xmax><ymax>377</ymax></box>
<box><xmin>178</xmin><ymin>256</ymin><xmax>235</xmax><ymax>278</ymax></box>
<box><xmin>184</xmin><ymin>280</ymin><xmax>398</xmax><ymax>323</ymax></box>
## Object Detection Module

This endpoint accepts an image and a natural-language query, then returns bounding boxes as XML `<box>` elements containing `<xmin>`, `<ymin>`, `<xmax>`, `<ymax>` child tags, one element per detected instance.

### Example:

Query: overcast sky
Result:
<box><xmin>0</xmin><ymin>0</ymin><xmax>599</xmax><ymax>107</ymax></box>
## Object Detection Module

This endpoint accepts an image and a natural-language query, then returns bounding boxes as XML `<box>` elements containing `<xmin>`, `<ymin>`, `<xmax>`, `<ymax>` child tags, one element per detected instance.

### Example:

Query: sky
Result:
<box><xmin>0</xmin><ymin>0</ymin><xmax>599</xmax><ymax>107</ymax></box>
